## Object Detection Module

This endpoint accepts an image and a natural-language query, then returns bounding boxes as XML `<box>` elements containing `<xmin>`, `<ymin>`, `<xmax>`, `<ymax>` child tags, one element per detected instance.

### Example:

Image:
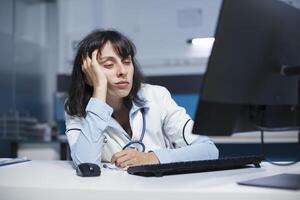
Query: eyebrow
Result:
<box><xmin>99</xmin><ymin>56</ymin><xmax>132</xmax><ymax>62</ymax></box>
<box><xmin>99</xmin><ymin>56</ymin><xmax>116</xmax><ymax>61</ymax></box>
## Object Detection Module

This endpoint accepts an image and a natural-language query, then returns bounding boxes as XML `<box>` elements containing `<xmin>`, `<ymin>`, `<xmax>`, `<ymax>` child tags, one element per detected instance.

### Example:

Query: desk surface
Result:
<box><xmin>0</xmin><ymin>160</ymin><xmax>299</xmax><ymax>200</ymax></box>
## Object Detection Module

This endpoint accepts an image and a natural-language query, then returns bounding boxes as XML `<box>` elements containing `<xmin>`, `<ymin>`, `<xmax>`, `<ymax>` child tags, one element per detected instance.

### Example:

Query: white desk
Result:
<box><xmin>0</xmin><ymin>160</ymin><xmax>299</xmax><ymax>200</ymax></box>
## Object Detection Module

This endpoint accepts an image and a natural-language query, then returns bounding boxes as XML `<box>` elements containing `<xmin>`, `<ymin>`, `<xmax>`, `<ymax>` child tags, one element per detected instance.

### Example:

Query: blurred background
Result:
<box><xmin>0</xmin><ymin>0</ymin><xmax>299</xmax><ymax>160</ymax></box>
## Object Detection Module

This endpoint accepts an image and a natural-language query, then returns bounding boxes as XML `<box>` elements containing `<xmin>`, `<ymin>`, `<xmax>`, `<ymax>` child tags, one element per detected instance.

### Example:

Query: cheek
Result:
<box><xmin>103</xmin><ymin>70</ymin><xmax>115</xmax><ymax>83</ymax></box>
<box><xmin>129</xmin><ymin>66</ymin><xmax>134</xmax><ymax>80</ymax></box>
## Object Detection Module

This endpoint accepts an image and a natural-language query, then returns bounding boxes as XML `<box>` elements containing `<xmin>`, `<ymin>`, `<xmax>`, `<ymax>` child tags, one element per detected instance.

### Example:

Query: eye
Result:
<box><xmin>103</xmin><ymin>63</ymin><xmax>114</xmax><ymax>68</ymax></box>
<box><xmin>123</xmin><ymin>59</ymin><xmax>132</xmax><ymax>65</ymax></box>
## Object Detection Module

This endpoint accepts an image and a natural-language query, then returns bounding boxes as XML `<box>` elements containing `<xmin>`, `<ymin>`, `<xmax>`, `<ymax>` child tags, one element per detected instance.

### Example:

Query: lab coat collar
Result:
<box><xmin>129</xmin><ymin>87</ymin><xmax>150</xmax><ymax>116</ymax></box>
<box><xmin>107</xmin><ymin>87</ymin><xmax>149</xmax><ymax>136</ymax></box>
<box><xmin>130</xmin><ymin>100</ymin><xmax>149</xmax><ymax>116</ymax></box>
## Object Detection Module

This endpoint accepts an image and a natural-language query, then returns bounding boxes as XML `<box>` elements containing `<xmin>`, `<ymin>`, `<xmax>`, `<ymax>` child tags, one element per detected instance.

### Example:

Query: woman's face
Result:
<box><xmin>98</xmin><ymin>42</ymin><xmax>134</xmax><ymax>100</ymax></box>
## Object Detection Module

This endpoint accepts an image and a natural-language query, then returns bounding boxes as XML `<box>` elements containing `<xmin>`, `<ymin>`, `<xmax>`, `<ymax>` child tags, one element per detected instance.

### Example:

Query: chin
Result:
<box><xmin>119</xmin><ymin>91</ymin><xmax>131</xmax><ymax>98</ymax></box>
<box><xmin>109</xmin><ymin>85</ymin><xmax>132</xmax><ymax>99</ymax></box>
<box><xmin>111</xmin><ymin>88</ymin><xmax>130</xmax><ymax>98</ymax></box>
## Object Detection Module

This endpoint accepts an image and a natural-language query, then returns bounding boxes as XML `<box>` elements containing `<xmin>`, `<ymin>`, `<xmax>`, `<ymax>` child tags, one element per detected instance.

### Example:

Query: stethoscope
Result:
<box><xmin>118</xmin><ymin>107</ymin><xmax>192</xmax><ymax>152</ymax></box>
<box><xmin>122</xmin><ymin>108</ymin><xmax>146</xmax><ymax>152</ymax></box>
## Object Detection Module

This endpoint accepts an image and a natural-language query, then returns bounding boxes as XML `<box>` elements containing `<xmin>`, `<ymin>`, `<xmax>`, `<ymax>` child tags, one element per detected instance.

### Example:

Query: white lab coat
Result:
<box><xmin>65</xmin><ymin>84</ymin><xmax>218</xmax><ymax>165</ymax></box>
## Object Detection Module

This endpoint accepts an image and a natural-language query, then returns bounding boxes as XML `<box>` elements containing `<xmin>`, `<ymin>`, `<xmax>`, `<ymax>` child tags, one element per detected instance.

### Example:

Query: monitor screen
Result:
<box><xmin>192</xmin><ymin>0</ymin><xmax>300</xmax><ymax>136</ymax></box>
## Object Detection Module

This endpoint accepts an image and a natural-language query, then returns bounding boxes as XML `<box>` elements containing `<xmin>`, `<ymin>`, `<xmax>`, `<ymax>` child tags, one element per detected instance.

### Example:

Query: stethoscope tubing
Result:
<box><xmin>121</xmin><ymin>108</ymin><xmax>192</xmax><ymax>152</ymax></box>
<box><xmin>122</xmin><ymin>108</ymin><xmax>146</xmax><ymax>152</ymax></box>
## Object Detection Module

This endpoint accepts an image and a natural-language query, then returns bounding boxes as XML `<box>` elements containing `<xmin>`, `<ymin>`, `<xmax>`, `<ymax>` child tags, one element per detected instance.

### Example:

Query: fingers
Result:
<box><xmin>86</xmin><ymin>53</ymin><xmax>92</xmax><ymax>65</ymax></box>
<box><xmin>81</xmin><ymin>57</ymin><xmax>93</xmax><ymax>86</ymax></box>
<box><xmin>81</xmin><ymin>55</ymin><xmax>91</xmax><ymax>72</ymax></box>
<box><xmin>119</xmin><ymin>159</ymin><xmax>136</xmax><ymax>168</ymax></box>
<box><xmin>116</xmin><ymin>155</ymin><xmax>132</xmax><ymax>168</ymax></box>
<box><xmin>111</xmin><ymin>149</ymin><xmax>132</xmax><ymax>164</ymax></box>
<box><xmin>81</xmin><ymin>57</ymin><xmax>87</xmax><ymax>71</ymax></box>
<box><xmin>80</xmin><ymin>49</ymin><xmax>108</xmax><ymax>94</ymax></box>
<box><xmin>111</xmin><ymin>149</ymin><xmax>139</xmax><ymax>168</ymax></box>
<box><xmin>91</xmin><ymin>50</ymin><xmax>98</xmax><ymax>64</ymax></box>
<box><xmin>81</xmin><ymin>50</ymin><xmax>96</xmax><ymax>70</ymax></box>
<box><xmin>81</xmin><ymin>50</ymin><xmax>98</xmax><ymax>85</ymax></box>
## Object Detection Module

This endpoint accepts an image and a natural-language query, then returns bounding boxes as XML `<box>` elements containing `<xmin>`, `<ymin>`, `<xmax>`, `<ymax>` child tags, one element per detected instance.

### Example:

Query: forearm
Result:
<box><xmin>153</xmin><ymin>136</ymin><xmax>219</xmax><ymax>164</ymax></box>
<box><xmin>70</xmin><ymin>131</ymin><xmax>105</xmax><ymax>166</ymax></box>
<box><xmin>66</xmin><ymin>98</ymin><xmax>113</xmax><ymax>166</ymax></box>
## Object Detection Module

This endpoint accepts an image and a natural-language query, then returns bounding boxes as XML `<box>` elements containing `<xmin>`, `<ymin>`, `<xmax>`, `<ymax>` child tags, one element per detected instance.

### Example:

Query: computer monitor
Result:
<box><xmin>192</xmin><ymin>0</ymin><xmax>300</xmax><ymax>136</ymax></box>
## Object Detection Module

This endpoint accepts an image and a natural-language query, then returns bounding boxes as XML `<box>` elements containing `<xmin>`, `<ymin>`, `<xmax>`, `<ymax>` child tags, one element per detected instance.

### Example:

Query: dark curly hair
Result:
<box><xmin>64</xmin><ymin>29</ymin><xmax>145</xmax><ymax>117</ymax></box>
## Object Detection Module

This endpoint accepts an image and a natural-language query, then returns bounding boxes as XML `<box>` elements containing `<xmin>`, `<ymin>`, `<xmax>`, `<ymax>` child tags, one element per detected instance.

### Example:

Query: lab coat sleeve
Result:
<box><xmin>153</xmin><ymin>86</ymin><xmax>219</xmax><ymax>163</ymax></box>
<box><xmin>65</xmin><ymin>97</ymin><xmax>113</xmax><ymax>167</ymax></box>
<box><xmin>159</xmin><ymin>86</ymin><xmax>198</xmax><ymax>147</ymax></box>
<box><xmin>153</xmin><ymin>136</ymin><xmax>219</xmax><ymax>164</ymax></box>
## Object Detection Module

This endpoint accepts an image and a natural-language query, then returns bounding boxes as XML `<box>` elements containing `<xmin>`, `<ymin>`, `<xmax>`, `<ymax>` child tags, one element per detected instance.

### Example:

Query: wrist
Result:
<box><xmin>148</xmin><ymin>151</ymin><xmax>160</xmax><ymax>164</ymax></box>
<box><xmin>93</xmin><ymin>79</ymin><xmax>107</xmax><ymax>89</ymax></box>
<box><xmin>93</xmin><ymin>86</ymin><xmax>107</xmax><ymax>102</ymax></box>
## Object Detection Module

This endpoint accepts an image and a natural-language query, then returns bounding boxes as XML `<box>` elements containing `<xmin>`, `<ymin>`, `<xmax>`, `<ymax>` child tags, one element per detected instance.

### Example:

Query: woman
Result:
<box><xmin>65</xmin><ymin>29</ymin><xmax>218</xmax><ymax>168</ymax></box>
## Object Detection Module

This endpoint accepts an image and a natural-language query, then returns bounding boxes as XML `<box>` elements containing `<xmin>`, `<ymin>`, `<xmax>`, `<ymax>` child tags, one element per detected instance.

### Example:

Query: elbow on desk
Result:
<box><xmin>194</xmin><ymin>137</ymin><xmax>219</xmax><ymax>160</ymax></box>
<box><xmin>69</xmin><ymin>144</ymin><xmax>102</xmax><ymax>168</ymax></box>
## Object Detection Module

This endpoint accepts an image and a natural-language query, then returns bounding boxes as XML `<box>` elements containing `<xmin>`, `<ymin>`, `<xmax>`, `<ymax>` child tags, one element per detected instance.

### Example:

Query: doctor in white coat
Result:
<box><xmin>64</xmin><ymin>30</ymin><xmax>219</xmax><ymax>168</ymax></box>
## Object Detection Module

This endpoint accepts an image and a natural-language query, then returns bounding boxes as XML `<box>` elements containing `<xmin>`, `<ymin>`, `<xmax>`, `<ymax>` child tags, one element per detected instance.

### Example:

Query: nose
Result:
<box><xmin>117</xmin><ymin>63</ymin><xmax>127</xmax><ymax>77</ymax></box>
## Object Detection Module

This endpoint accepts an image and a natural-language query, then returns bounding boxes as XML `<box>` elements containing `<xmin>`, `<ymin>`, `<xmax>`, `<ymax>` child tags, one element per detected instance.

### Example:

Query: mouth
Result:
<box><xmin>115</xmin><ymin>81</ymin><xmax>130</xmax><ymax>89</ymax></box>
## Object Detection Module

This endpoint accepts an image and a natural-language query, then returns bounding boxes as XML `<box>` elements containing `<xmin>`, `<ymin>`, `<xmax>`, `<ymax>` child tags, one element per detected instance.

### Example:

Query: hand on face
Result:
<box><xmin>111</xmin><ymin>149</ymin><xmax>160</xmax><ymax>169</ymax></box>
<box><xmin>82</xmin><ymin>50</ymin><xmax>108</xmax><ymax>101</ymax></box>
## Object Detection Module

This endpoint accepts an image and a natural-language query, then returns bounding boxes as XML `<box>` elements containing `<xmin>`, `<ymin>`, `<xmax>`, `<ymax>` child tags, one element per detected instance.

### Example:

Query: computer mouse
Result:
<box><xmin>76</xmin><ymin>163</ymin><xmax>101</xmax><ymax>177</ymax></box>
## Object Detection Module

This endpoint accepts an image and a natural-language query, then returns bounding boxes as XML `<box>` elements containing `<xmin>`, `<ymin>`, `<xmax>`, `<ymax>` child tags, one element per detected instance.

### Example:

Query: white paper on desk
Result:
<box><xmin>0</xmin><ymin>158</ymin><xmax>31</xmax><ymax>167</ymax></box>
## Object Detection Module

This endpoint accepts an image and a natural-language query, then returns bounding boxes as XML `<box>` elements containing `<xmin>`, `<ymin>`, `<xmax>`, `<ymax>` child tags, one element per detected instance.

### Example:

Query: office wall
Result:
<box><xmin>56</xmin><ymin>0</ymin><xmax>300</xmax><ymax>76</ymax></box>
<box><xmin>102</xmin><ymin>0</ymin><xmax>222</xmax><ymax>75</ymax></box>
<box><xmin>56</xmin><ymin>0</ymin><xmax>222</xmax><ymax>76</ymax></box>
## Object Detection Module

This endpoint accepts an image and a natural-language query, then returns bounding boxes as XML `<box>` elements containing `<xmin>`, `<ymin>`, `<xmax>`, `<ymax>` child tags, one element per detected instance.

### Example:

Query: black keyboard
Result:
<box><xmin>127</xmin><ymin>155</ymin><xmax>265</xmax><ymax>177</ymax></box>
